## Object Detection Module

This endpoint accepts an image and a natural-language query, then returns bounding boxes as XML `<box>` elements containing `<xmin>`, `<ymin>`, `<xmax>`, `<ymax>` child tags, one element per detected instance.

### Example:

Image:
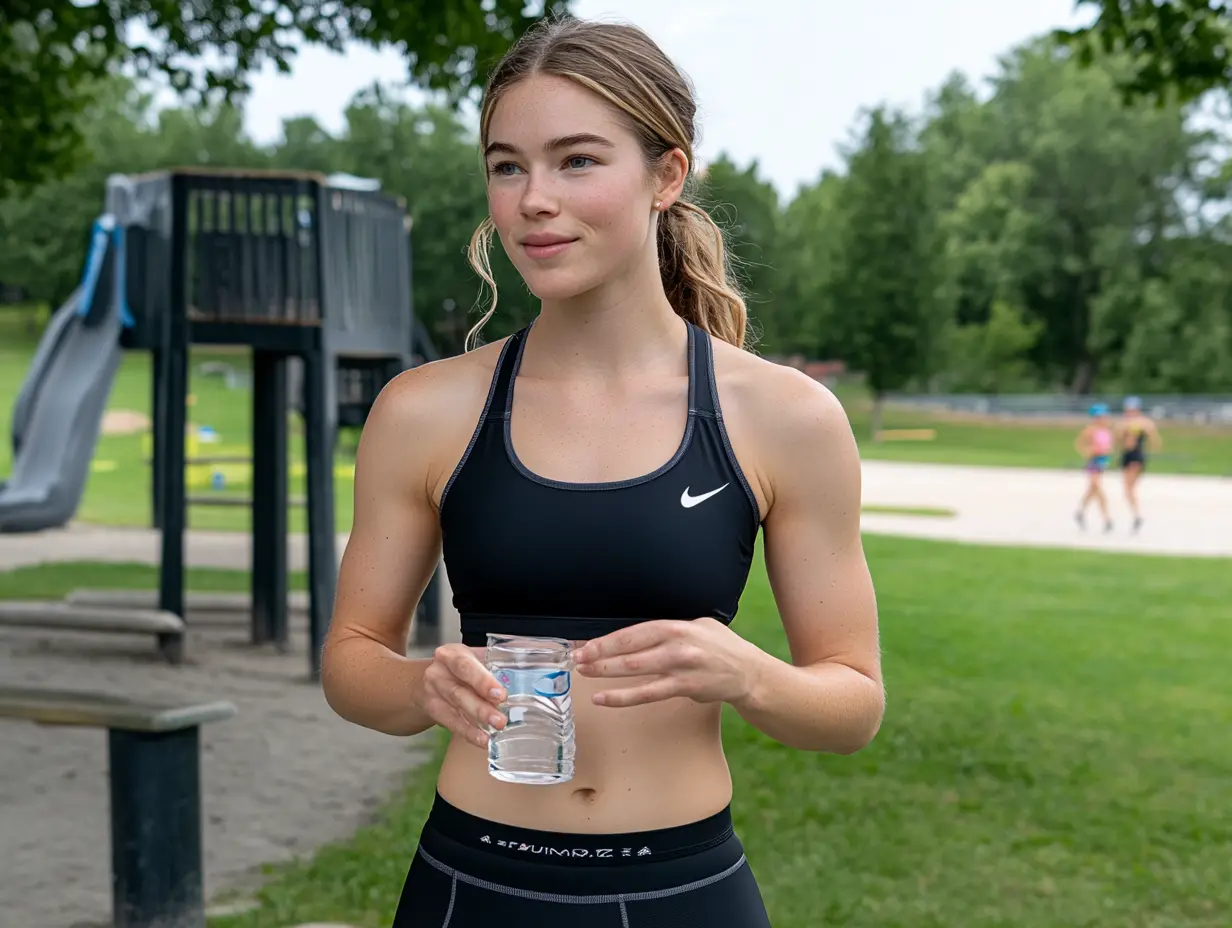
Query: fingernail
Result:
<box><xmin>490</xmin><ymin>688</ymin><xmax>504</xmax><ymax>700</ymax></box>
<box><xmin>489</xmin><ymin>714</ymin><xmax>503</xmax><ymax>728</ymax></box>
<box><xmin>593</xmin><ymin>692</ymin><xmax>607</xmax><ymax>706</ymax></box>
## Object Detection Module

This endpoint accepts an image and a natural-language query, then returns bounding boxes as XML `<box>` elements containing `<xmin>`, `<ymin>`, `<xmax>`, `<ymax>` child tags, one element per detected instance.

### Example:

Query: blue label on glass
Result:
<box><xmin>494</xmin><ymin>668</ymin><xmax>571</xmax><ymax>698</ymax></box>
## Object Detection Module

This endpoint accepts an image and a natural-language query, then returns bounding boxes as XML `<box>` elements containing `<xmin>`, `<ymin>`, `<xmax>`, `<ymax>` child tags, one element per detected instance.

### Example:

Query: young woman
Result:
<box><xmin>1117</xmin><ymin>396</ymin><xmax>1162</xmax><ymax>533</ymax></box>
<box><xmin>1074</xmin><ymin>403</ymin><xmax>1114</xmax><ymax>532</ymax></box>
<box><xmin>321</xmin><ymin>16</ymin><xmax>883</xmax><ymax>927</ymax></box>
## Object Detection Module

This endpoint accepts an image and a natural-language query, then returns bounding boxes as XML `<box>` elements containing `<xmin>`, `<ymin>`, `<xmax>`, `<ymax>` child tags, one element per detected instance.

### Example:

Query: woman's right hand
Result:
<box><xmin>416</xmin><ymin>644</ymin><xmax>507</xmax><ymax>748</ymax></box>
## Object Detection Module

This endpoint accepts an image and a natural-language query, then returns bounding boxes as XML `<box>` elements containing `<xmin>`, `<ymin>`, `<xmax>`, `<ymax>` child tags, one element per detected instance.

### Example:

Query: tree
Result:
<box><xmin>826</xmin><ymin>107</ymin><xmax>945</xmax><ymax>437</ymax></box>
<box><xmin>0</xmin><ymin>0</ymin><xmax>569</xmax><ymax>194</ymax></box>
<box><xmin>941</xmin><ymin>40</ymin><xmax>1204</xmax><ymax>393</ymax></box>
<box><xmin>773</xmin><ymin>171</ymin><xmax>845</xmax><ymax>358</ymax></box>
<box><xmin>1058</xmin><ymin>1</ymin><xmax>1232</xmax><ymax>101</ymax></box>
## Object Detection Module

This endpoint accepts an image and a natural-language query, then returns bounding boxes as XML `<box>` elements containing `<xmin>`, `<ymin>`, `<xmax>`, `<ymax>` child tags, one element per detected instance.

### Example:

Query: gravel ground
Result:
<box><xmin>0</xmin><ymin>607</ymin><xmax>439</xmax><ymax>928</ymax></box>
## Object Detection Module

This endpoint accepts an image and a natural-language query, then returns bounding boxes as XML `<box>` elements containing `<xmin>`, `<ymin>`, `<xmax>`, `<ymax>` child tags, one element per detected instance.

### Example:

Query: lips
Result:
<box><xmin>521</xmin><ymin>233</ymin><xmax>578</xmax><ymax>260</ymax></box>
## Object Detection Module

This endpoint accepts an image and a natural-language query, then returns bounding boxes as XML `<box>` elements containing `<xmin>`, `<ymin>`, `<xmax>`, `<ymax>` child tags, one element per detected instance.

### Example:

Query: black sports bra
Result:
<box><xmin>438</xmin><ymin>321</ymin><xmax>762</xmax><ymax>646</ymax></box>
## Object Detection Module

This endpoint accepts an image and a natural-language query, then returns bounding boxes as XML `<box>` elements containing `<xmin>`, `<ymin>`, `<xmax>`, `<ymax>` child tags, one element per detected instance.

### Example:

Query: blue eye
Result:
<box><xmin>489</xmin><ymin>162</ymin><xmax>521</xmax><ymax>176</ymax></box>
<box><xmin>567</xmin><ymin>156</ymin><xmax>596</xmax><ymax>170</ymax></box>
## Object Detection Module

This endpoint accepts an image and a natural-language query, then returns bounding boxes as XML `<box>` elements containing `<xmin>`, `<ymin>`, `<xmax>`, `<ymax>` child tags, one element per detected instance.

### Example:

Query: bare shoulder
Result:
<box><xmin>372</xmin><ymin>338</ymin><xmax>505</xmax><ymax>425</ymax></box>
<box><xmin>710</xmin><ymin>338</ymin><xmax>859</xmax><ymax>516</ymax></box>
<box><xmin>360</xmin><ymin>337</ymin><xmax>509</xmax><ymax>504</ymax></box>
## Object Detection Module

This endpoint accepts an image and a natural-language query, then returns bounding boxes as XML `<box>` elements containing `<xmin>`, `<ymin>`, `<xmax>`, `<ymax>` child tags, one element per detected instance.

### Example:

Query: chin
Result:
<box><xmin>521</xmin><ymin>268</ymin><xmax>603</xmax><ymax>302</ymax></box>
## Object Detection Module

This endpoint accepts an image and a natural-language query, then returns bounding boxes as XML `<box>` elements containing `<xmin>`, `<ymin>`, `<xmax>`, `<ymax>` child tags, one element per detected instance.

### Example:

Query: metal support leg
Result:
<box><xmin>157</xmin><ymin>342</ymin><xmax>187</xmax><ymax>664</ymax></box>
<box><xmin>251</xmin><ymin>351</ymin><xmax>288</xmax><ymax>648</ymax></box>
<box><xmin>302</xmin><ymin>348</ymin><xmax>337</xmax><ymax>680</ymax></box>
<box><xmin>108</xmin><ymin>727</ymin><xmax>205</xmax><ymax>928</ymax></box>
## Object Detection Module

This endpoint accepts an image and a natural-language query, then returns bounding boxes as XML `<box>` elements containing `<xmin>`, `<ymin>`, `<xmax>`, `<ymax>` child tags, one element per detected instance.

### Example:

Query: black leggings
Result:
<box><xmin>393</xmin><ymin>792</ymin><xmax>772</xmax><ymax>927</ymax></box>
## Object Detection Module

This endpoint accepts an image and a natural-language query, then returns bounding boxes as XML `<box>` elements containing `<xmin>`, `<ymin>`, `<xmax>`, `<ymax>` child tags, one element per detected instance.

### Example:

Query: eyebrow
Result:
<box><xmin>483</xmin><ymin>133</ymin><xmax>616</xmax><ymax>159</ymax></box>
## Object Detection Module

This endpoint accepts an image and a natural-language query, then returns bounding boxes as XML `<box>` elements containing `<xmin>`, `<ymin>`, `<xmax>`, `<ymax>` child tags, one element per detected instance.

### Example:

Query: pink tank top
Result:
<box><xmin>1091</xmin><ymin>427</ymin><xmax>1112</xmax><ymax>455</ymax></box>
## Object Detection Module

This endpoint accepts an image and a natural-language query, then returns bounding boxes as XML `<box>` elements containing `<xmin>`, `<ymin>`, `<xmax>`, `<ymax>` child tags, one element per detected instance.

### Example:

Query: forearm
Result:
<box><xmin>321</xmin><ymin>635</ymin><xmax>437</xmax><ymax>737</ymax></box>
<box><xmin>733</xmin><ymin>651</ymin><xmax>885</xmax><ymax>754</ymax></box>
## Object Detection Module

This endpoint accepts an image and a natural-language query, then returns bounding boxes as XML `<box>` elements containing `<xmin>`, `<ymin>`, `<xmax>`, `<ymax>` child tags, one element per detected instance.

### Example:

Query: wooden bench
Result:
<box><xmin>65</xmin><ymin>588</ymin><xmax>310</xmax><ymax>613</ymax></box>
<box><xmin>874</xmin><ymin>428</ymin><xmax>938</xmax><ymax>442</ymax></box>
<box><xmin>0</xmin><ymin>601</ymin><xmax>184</xmax><ymax>636</ymax></box>
<box><xmin>0</xmin><ymin>687</ymin><xmax>237</xmax><ymax>928</ymax></box>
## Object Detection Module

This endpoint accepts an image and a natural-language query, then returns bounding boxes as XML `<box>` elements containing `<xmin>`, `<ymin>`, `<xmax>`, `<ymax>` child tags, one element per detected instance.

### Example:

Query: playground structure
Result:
<box><xmin>0</xmin><ymin>168</ymin><xmax>440</xmax><ymax>677</ymax></box>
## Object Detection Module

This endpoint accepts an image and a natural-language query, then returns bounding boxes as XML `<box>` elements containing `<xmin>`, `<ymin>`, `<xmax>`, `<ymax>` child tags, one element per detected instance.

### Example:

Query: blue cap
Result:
<box><xmin>1089</xmin><ymin>403</ymin><xmax>1109</xmax><ymax>417</ymax></box>
<box><xmin>1123</xmin><ymin>395</ymin><xmax>1141</xmax><ymax>410</ymax></box>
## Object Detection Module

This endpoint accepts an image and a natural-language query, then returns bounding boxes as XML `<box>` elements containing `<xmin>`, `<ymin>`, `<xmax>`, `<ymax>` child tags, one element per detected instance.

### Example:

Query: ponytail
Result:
<box><xmin>657</xmin><ymin>199</ymin><xmax>749</xmax><ymax>349</ymax></box>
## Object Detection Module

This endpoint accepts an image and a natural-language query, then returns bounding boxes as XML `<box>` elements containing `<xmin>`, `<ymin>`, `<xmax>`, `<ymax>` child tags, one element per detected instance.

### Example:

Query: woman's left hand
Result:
<box><xmin>572</xmin><ymin>618</ymin><xmax>767</xmax><ymax>708</ymax></box>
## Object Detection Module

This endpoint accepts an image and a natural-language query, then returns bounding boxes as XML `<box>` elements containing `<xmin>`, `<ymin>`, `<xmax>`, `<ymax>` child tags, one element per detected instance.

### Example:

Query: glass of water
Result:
<box><xmin>484</xmin><ymin>634</ymin><xmax>575</xmax><ymax>785</ymax></box>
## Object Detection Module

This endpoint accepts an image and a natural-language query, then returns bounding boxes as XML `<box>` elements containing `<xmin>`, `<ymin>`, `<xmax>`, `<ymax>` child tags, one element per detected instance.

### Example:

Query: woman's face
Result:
<box><xmin>483</xmin><ymin>74</ymin><xmax>670</xmax><ymax>302</ymax></box>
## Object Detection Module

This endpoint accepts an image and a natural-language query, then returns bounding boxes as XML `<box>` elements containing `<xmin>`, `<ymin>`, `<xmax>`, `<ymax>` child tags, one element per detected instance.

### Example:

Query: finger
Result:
<box><xmin>441</xmin><ymin>677</ymin><xmax>506</xmax><ymax>733</ymax></box>
<box><xmin>426</xmin><ymin>697</ymin><xmax>490</xmax><ymax>748</ymax></box>
<box><xmin>576</xmin><ymin>642</ymin><xmax>694</xmax><ymax>678</ymax></box>
<box><xmin>574</xmin><ymin>621</ymin><xmax>682</xmax><ymax>664</ymax></box>
<box><xmin>436</xmin><ymin>645</ymin><xmax>506</xmax><ymax>702</ymax></box>
<box><xmin>592</xmin><ymin>677</ymin><xmax>684</xmax><ymax>708</ymax></box>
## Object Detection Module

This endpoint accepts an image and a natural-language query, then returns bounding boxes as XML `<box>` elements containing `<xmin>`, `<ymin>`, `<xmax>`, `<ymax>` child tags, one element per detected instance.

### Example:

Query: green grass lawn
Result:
<box><xmin>3</xmin><ymin>318</ymin><xmax>1230</xmax><ymax>537</ymax></box>
<box><xmin>6</xmin><ymin>537</ymin><xmax>1221</xmax><ymax>927</ymax></box>
<box><xmin>0</xmin><ymin>561</ymin><xmax>306</xmax><ymax>599</ymax></box>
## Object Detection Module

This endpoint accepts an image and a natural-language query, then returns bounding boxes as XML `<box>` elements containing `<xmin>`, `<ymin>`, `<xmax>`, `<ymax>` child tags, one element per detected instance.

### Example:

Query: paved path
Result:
<box><xmin>858</xmin><ymin>461</ymin><xmax>1230</xmax><ymax>558</ymax></box>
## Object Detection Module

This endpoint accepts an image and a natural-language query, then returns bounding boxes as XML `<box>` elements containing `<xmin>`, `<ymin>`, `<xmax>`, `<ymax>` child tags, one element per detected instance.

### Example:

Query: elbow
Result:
<box><xmin>318</xmin><ymin>626</ymin><xmax>369</xmax><ymax>725</ymax></box>
<box><xmin>826</xmin><ymin>680</ymin><xmax>886</xmax><ymax>756</ymax></box>
<box><xmin>319</xmin><ymin>640</ymin><xmax>350</xmax><ymax>722</ymax></box>
<box><xmin>830</xmin><ymin>716</ymin><xmax>883</xmax><ymax>755</ymax></box>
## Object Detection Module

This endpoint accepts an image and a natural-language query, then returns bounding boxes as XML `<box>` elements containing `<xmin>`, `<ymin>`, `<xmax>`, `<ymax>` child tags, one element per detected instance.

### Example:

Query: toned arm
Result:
<box><xmin>730</xmin><ymin>367</ymin><xmax>884</xmax><ymax>753</ymax></box>
<box><xmin>319</xmin><ymin>369</ymin><xmax>445</xmax><ymax>736</ymax></box>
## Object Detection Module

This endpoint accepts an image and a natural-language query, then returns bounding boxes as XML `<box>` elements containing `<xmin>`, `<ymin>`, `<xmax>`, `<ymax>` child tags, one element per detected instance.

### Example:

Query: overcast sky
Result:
<box><xmin>231</xmin><ymin>0</ymin><xmax>1093</xmax><ymax>199</ymax></box>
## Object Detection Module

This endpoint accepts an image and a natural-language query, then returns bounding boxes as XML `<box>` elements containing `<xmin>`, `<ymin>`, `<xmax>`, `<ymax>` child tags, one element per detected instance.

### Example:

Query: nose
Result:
<box><xmin>518</xmin><ymin>167</ymin><xmax>560</xmax><ymax>218</ymax></box>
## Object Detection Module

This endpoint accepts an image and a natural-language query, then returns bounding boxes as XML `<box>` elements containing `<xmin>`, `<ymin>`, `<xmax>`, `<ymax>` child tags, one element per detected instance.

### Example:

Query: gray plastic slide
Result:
<box><xmin>9</xmin><ymin>288</ymin><xmax>81</xmax><ymax>457</ymax></box>
<box><xmin>0</xmin><ymin>290</ymin><xmax>124</xmax><ymax>533</ymax></box>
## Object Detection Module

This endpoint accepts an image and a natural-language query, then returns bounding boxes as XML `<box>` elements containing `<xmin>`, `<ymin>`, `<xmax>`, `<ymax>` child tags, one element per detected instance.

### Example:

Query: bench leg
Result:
<box><xmin>108</xmin><ymin>727</ymin><xmax>205</xmax><ymax>928</ymax></box>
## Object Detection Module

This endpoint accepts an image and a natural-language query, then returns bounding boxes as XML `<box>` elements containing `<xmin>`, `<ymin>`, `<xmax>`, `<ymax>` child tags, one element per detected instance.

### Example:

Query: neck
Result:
<box><xmin>528</xmin><ymin>258</ymin><xmax>685</xmax><ymax>377</ymax></box>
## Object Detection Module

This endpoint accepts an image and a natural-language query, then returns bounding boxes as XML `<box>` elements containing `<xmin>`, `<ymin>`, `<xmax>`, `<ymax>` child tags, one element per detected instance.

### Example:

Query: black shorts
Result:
<box><xmin>1121</xmin><ymin>451</ymin><xmax>1147</xmax><ymax>471</ymax></box>
<box><xmin>393</xmin><ymin>792</ymin><xmax>772</xmax><ymax>927</ymax></box>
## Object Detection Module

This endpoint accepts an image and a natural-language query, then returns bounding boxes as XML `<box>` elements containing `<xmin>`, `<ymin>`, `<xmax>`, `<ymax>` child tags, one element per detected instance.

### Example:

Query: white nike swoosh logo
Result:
<box><xmin>680</xmin><ymin>484</ymin><xmax>729</xmax><ymax>508</ymax></box>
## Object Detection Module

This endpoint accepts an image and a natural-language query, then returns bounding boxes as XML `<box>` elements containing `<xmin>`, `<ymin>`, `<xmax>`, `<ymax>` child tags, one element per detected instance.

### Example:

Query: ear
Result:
<box><xmin>653</xmin><ymin>148</ymin><xmax>689</xmax><ymax>210</ymax></box>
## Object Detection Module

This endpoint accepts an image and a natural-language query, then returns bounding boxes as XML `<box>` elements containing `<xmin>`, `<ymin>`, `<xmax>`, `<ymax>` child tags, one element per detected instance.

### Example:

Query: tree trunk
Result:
<box><xmin>1070</xmin><ymin>358</ymin><xmax>1097</xmax><ymax>395</ymax></box>
<box><xmin>870</xmin><ymin>392</ymin><xmax>884</xmax><ymax>441</ymax></box>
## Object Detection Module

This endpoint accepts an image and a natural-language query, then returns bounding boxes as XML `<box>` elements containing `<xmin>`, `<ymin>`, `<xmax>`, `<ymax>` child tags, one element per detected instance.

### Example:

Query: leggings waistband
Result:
<box><xmin>422</xmin><ymin>792</ymin><xmax>734</xmax><ymax>867</ymax></box>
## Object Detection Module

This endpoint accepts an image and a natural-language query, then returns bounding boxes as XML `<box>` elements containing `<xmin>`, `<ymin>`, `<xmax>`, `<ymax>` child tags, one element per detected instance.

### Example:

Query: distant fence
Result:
<box><xmin>882</xmin><ymin>393</ymin><xmax>1232</xmax><ymax>426</ymax></box>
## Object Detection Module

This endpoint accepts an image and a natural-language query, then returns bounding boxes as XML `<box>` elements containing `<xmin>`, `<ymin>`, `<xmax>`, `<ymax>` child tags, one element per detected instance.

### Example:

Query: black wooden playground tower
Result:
<box><xmin>114</xmin><ymin>168</ymin><xmax>419</xmax><ymax>678</ymax></box>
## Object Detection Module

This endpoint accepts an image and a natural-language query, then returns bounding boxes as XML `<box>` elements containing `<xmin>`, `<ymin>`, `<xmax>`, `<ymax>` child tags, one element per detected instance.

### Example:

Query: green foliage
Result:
<box><xmin>0</xmin><ymin>0</ymin><xmax>568</xmax><ymax>193</ymax></box>
<box><xmin>1059</xmin><ymin>0</ymin><xmax>1232</xmax><ymax>102</ymax></box>
<box><xmin>943</xmin><ymin>299</ymin><xmax>1044</xmax><ymax>393</ymax></box>
<box><xmin>826</xmin><ymin>107</ymin><xmax>945</xmax><ymax>402</ymax></box>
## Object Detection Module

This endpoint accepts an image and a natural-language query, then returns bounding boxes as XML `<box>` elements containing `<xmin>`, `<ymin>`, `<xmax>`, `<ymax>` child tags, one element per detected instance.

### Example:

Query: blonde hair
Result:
<box><xmin>466</xmin><ymin>15</ymin><xmax>749</xmax><ymax>350</ymax></box>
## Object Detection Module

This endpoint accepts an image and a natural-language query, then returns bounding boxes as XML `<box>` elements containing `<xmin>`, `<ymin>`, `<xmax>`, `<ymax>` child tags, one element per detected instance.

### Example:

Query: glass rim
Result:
<box><xmin>484</xmin><ymin>633</ymin><xmax>572</xmax><ymax>653</ymax></box>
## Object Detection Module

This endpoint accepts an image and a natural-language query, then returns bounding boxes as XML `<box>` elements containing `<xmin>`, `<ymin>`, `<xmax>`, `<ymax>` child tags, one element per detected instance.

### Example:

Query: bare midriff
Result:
<box><xmin>436</xmin><ymin>669</ymin><xmax>733</xmax><ymax>833</ymax></box>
